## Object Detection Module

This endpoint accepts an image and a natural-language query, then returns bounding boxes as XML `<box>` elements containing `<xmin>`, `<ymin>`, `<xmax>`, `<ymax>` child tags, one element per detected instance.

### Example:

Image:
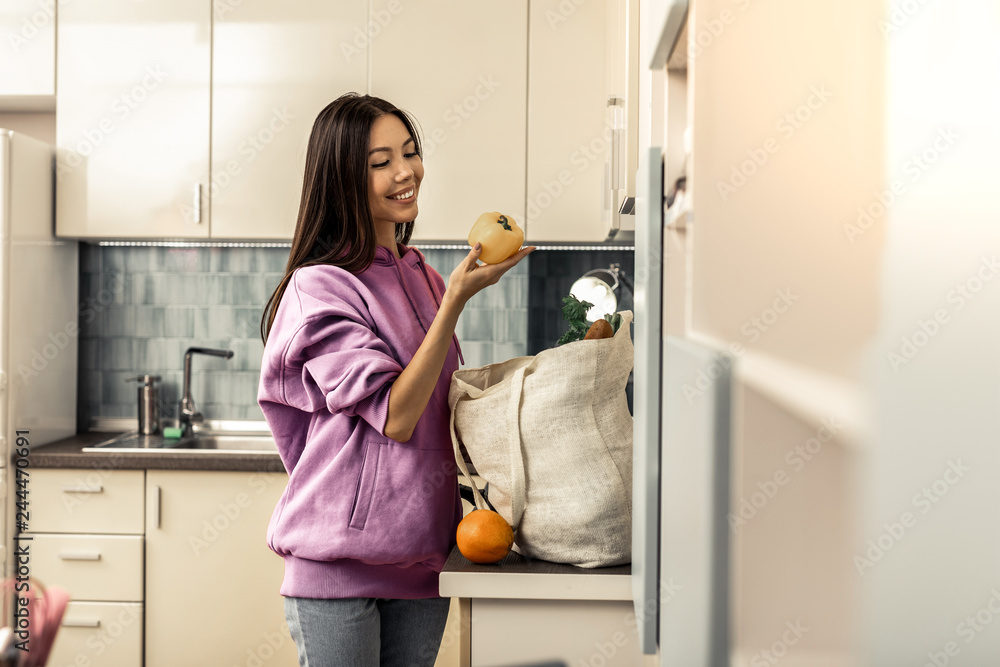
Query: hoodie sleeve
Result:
<box><xmin>266</xmin><ymin>269</ymin><xmax>403</xmax><ymax>435</ymax></box>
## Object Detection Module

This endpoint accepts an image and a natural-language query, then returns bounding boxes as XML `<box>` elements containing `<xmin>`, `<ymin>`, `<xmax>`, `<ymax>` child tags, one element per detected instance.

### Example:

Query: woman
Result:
<box><xmin>258</xmin><ymin>92</ymin><xmax>533</xmax><ymax>666</ymax></box>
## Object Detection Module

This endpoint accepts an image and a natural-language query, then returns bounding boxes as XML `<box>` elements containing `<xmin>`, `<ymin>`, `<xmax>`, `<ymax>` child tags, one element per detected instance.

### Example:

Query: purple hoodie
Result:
<box><xmin>258</xmin><ymin>242</ymin><xmax>465</xmax><ymax>600</ymax></box>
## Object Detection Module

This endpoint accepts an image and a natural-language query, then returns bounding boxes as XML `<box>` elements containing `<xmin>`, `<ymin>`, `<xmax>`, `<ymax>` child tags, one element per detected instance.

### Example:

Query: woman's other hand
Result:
<box><xmin>445</xmin><ymin>243</ymin><xmax>536</xmax><ymax>307</ymax></box>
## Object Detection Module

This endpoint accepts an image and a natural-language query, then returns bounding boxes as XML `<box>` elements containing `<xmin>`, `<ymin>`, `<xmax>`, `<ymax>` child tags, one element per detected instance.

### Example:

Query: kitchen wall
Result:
<box><xmin>78</xmin><ymin>243</ymin><xmax>281</xmax><ymax>430</ymax></box>
<box><xmin>78</xmin><ymin>243</ymin><xmax>634</xmax><ymax>430</ymax></box>
<box><xmin>76</xmin><ymin>244</ymin><xmax>534</xmax><ymax>430</ymax></box>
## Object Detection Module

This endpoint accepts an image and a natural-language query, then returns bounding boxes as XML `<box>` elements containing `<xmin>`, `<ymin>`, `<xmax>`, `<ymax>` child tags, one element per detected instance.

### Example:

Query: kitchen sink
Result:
<box><xmin>82</xmin><ymin>422</ymin><xmax>277</xmax><ymax>455</ymax></box>
<box><xmin>171</xmin><ymin>435</ymin><xmax>278</xmax><ymax>452</ymax></box>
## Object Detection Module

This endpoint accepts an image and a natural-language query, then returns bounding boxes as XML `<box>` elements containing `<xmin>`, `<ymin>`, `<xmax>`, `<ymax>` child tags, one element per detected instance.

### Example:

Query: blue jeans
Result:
<box><xmin>284</xmin><ymin>596</ymin><xmax>451</xmax><ymax>667</ymax></box>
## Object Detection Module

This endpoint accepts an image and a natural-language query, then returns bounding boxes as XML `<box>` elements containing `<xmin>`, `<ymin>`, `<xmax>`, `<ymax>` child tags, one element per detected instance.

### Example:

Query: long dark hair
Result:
<box><xmin>261</xmin><ymin>93</ymin><xmax>422</xmax><ymax>343</ymax></box>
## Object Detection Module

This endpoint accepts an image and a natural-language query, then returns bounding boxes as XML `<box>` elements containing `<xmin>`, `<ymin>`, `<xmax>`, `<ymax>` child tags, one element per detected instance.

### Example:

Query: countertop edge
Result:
<box><xmin>22</xmin><ymin>432</ymin><xmax>288</xmax><ymax>473</ymax></box>
<box><xmin>440</xmin><ymin>546</ymin><xmax>633</xmax><ymax>601</ymax></box>
<box><xmin>438</xmin><ymin>569</ymin><xmax>632</xmax><ymax>601</ymax></box>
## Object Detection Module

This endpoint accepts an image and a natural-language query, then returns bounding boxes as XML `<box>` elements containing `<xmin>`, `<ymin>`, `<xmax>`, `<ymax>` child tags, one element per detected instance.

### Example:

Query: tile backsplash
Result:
<box><xmin>526</xmin><ymin>248</ymin><xmax>635</xmax><ymax>355</ymax></box>
<box><xmin>527</xmin><ymin>247</ymin><xmax>636</xmax><ymax>413</ymax></box>
<box><xmin>77</xmin><ymin>244</ymin><xmax>530</xmax><ymax>431</ymax></box>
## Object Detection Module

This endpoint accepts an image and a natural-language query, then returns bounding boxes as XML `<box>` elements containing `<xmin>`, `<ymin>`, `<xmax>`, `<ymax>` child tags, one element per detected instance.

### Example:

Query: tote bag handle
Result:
<box><xmin>450</xmin><ymin>365</ymin><xmax>530</xmax><ymax>533</ymax></box>
<box><xmin>504</xmin><ymin>366</ymin><xmax>528</xmax><ymax>531</ymax></box>
<box><xmin>451</xmin><ymin>398</ymin><xmax>489</xmax><ymax>510</ymax></box>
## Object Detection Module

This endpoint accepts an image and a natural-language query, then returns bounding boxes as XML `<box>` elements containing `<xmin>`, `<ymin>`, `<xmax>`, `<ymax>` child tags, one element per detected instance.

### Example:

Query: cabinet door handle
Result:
<box><xmin>152</xmin><ymin>484</ymin><xmax>161</xmax><ymax>529</ymax></box>
<box><xmin>62</xmin><ymin>618</ymin><xmax>101</xmax><ymax>628</ymax></box>
<box><xmin>61</xmin><ymin>485</ymin><xmax>103</xmax><ymax>494</ymax></box>
<box><xmin>611</xmin><ymin>128</ymin><xmax>620</xmax><ymax>191</ymax></box>
<box><xmin>193</xmin><ymin>183</ymin><xmax>203</xmax><ymax>224</ymax></box>
<box><xmin>607</xmin><ymin>97</ymin><xmax>624</xmax><ymax>191</ymax></box>
<box><xmin>58</xmin><ymin>551</ymin><xmax>102</xmax><ymax>561</ymax></box>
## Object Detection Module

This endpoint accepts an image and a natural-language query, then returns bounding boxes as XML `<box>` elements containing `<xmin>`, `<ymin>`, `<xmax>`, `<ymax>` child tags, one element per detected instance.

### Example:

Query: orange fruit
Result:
<box><xmin>456</xmin><ymin>509</ymin><xmax>514</xmax><ymax>564</ymax></box>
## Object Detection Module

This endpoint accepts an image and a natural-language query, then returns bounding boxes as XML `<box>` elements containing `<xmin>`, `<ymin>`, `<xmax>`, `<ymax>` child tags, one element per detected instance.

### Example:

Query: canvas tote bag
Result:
<box><xmin>449</xmin><ymin>310</ymin><xmax>633</xmax><ymax>568</ymax></box>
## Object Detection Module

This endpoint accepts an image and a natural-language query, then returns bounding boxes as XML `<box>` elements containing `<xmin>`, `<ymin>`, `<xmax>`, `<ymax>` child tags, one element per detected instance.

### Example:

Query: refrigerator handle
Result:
<box><xmin>632</xmin><ymin>146</ymin><xmax>665</xmax><ymax>655</ymax></box>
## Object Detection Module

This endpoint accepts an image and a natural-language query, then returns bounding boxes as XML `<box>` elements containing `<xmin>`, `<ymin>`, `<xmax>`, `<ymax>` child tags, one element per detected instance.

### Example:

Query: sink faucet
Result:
<box><xmin>179</xmin><ymin>347</ymin><xmax>234</xmax><ymax>435</ymax></box>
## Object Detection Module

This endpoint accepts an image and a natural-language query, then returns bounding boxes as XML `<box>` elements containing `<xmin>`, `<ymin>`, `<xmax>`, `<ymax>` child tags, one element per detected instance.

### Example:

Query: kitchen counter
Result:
<box><xmin>439</xmin><ymin>545</ymin><xmax>631</xmax><ymax>600</ymax></box>
<box><xmin>24</xmin><ymin>432</ymin><xmax>287</xmax><ymax>473</ymax></box>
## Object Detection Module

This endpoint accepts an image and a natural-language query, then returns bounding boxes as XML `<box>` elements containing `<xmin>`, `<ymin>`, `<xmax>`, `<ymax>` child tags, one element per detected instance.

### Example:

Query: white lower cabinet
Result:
<box><xmin>30</xmin><ymin>534</ymin><xmax>143</xmax><ymax>602</ymax></box>
<box><xmin>48</xmin><ymin>602</ymin><xmax>144</xmax><ymax>667</ymax></box>
<box><xmin>144</xmin><ymin>470</ymin><xmax>296</xmax><ymax>667</ymax></box>
<box><xmin>28</xmin><ymin>469</ymin><xmax>144</xmax><ymax>535</ymax></box>
<box><xmin>471</xmin><ymin>599</ymin><xmax>641</xmax><ymax>667</ymax></box>
<box><xmin>439</xmin><ymin>480</ymin><xmax>639</xmax><ymax>667</ymax></box>
<box><xmin>28</xmin><ymin>469</ymin><xmax>145</xmax><ymax>667</ymax></box>
<box><xmin>29</xmin><ymin>468</ymin><xmax>294</xmax><ymax>666</ymax></box>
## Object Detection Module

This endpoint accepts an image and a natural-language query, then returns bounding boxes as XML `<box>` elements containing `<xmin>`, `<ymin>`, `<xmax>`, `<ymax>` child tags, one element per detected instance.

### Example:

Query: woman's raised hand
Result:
<box><xmin>445</xmin><ymin>243</ymin><xmax>536</xmax><ymax>307</ymax></box>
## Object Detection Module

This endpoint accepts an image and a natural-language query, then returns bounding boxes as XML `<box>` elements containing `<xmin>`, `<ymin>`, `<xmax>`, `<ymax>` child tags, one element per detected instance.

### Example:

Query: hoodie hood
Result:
<box><xmin>373</xmin><ymin>242</ymin><xmax>464</xmax><ymax>364</ymax></box>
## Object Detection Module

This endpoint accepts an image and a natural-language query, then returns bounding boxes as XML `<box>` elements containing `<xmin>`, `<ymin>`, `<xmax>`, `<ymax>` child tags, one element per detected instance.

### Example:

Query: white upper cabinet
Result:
<box><xmin>0</xmin><ymin>0</ymin><xmax>55</xmax><ymax>100</ymax></box>
<box><xmin>527</xmin><ymin>0</ymin><xmax>633</xmax><ymax>243</ymax></box>
<box><xmin>210</xmin><ymin>0</ymin><xmax>368</xmax><ymax>240</ymax></box>
<box><xmin>53</xmin><ymin>0</ymin><xmax>631</xmax><ymax>243</ymax></box>
<box><xmin>370</xmin><ymin>0</ymin><xmax>528</xmax><ymax>242</ymax></box>
<box><xmin>526</xmin><ymin>0</ymin><xmax>608</xmax><ymax>242</ymax></box>
<box><xmin>56</xmin><ymin>0</ymin><xmax>211</xmax><ymax>238</ymax></box>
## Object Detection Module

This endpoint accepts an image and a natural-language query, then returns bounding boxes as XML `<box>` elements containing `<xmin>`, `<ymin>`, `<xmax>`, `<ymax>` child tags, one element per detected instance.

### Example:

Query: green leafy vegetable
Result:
<box><xmin>556</xmin><ymin>294</ymin><xmax>595</xmax><ymax>346</ymax></box>
<box><xmin>605</xmin><ymin>312</ymin><xmax>623</xmax><ymax>334</ymax></box>
<box><xmin>556</xmin><ymin>295</ymin><xmax>626</xmax><ymax>346</ymax></box>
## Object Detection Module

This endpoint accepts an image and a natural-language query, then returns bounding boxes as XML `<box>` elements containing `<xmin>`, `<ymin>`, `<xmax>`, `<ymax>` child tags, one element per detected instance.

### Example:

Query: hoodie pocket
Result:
<box><xmin>349</xmin><ymin>440</ymin><xmax>382</xmax><ymax>530</ymax></box>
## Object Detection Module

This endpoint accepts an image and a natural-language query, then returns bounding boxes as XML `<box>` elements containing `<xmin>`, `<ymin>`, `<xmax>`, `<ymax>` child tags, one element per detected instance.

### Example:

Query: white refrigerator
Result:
<box><xmin>0</xmin><ymin>129</ymin><xmax>79</xmax><ymax>578</ymax></box>
<box><xmin>633</xmin><ymin>145</ymin><xmax>733</xmax><ymax>667</ymax></box>
<box><xmin>632</xmin><ymin>2</ymin><xmax>734</xmax><ymax>664</ymax></box>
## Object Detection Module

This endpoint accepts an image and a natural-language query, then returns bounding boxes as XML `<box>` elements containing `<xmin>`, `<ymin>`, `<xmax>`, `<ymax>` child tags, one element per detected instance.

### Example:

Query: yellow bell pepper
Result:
<box><xmin>468</xmin><ymin>212</ymin><xmax>524</xmax><ymax>264</ymax></box>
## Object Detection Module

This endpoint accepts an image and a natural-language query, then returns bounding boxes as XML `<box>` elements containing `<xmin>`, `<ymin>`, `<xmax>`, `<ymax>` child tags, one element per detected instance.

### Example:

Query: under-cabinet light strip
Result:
<box><xmin>411</xmin><ymin>244</ymin><xmax>635</xmax><ymax>251</ymax></box>
<box><xmin>98</xmin><ymin>241</ymin><xmax>291</xmax><ymax>248</ymax></box>
<box><xmin>97</xmin><ymin>241</ymin><xmax>634</xmax><ymax>251</ymax></box>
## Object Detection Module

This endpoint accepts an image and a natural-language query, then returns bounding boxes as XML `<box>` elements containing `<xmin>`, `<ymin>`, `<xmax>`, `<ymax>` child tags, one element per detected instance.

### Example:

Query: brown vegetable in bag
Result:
<box><xmin>584</xmin><ymin>319</ymin><xmax>614</xmax><ymax>340</ymax></box>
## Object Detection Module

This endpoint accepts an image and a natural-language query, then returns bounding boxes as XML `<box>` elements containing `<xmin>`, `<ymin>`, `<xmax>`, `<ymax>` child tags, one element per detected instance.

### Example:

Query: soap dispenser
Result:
<box><xmin>125</xmin><ymin>375</ymin><xmax>162</xmax><ymax>435</ymax></box>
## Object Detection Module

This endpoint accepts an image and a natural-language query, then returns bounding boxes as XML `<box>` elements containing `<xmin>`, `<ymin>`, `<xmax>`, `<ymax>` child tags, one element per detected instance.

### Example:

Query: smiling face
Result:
<box><xmin>367</xmin><ymin>113</ymin><xmax>424</xmax><ymax>233</ymax></box>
